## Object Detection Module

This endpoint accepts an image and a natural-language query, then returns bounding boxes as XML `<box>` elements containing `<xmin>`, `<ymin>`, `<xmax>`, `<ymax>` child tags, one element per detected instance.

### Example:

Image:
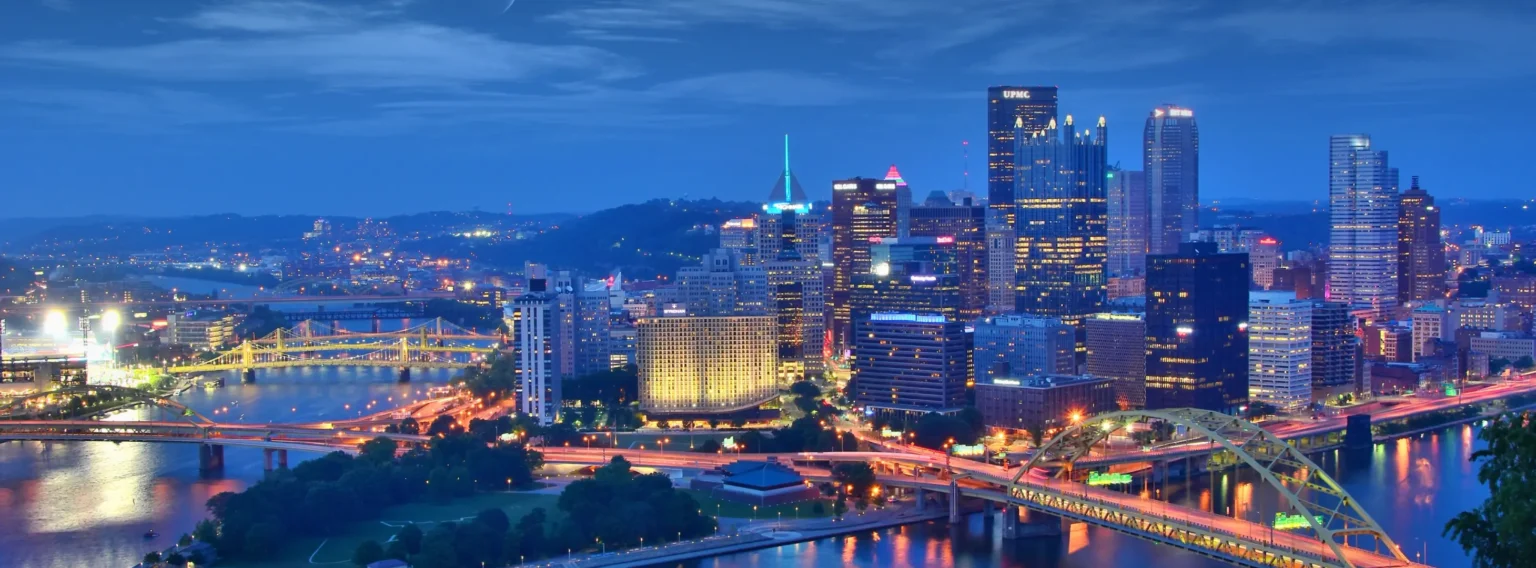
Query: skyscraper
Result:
<box><xmin>675</xmin><ymin>249</ymin><xmax>768</xmax><ymax>316</ymax></box>
<box><xmin>1248</xmin><ymin>291</ymin><xmax>1312</xmax><ymax>413</ymax></box>
<box><xmin>719</xmin><ymin>218</ymin><xmax>759</xmax><ymax>265</ymax></box>
<box><xmin>637</xmin><ymin>314</ymin><xmax>777</xmax><ymax>415</ymax></box>
<box><xmin>759</xmin><ymin>140</ymin><xmax>825</xmax><ymax>381</ymax></box>
<box><xmin>1144</xmin><ymin>105</ymin><xmax>1199</xmax><ymax>255</ymax></box>
<box><xmin>1328</xmin><ymin>134</ymin><xmax>1400</xmax><ymax>318</ymax></box>
<box><xmin>851</xmin><ymin>313</ymin><xmax>970</xmax><ymax>419</ymax></box>
<box><xmin>1012</xmin><ymin>114</ymin><xmax>1109</xmax><ymax>328</ymax></box>
<box><xmin>831</xmin><ymin>177</ymin><xmax>900</xmax><ymax>350</ymax></box>
<box><xmin>885</xmin><ymin>164</ymin><xmax>913</xmax><ymax>237</ymax></box>
<box><xmin>985</xmin><ymin>212</ymin><xmax>1015</xmax><ymax>315</ymax></box>
<box><xmin>573</xmin><ymin>280</ymin><xmax>613</xmax><ymax>377</ymax></box>
<box><xmin>909</xmin><ymin>192</ymin><xmax>987</xmax><ymax>321</ymax></box>
<box><xmin>1398</xmin><ymin>176</ymin><xmax>1446</xmax><ymax>305</ymax></box>
<box><xmin>506</xmin><ymin>280</ymin><xmax>562</xmax><ymax>425</ymax></box>
<box><xmin>987</xmin><ymin>86</ymin><xmax>1059</xmax><ymax>228</ymax></box>
<box><xmin>1145</xmin><ymin>243</ymin><xmax>1250</xmax><ymax>413</ymax></box>
<box><xmin>1106</xmin><ymin>168</ymin><xmax>1147</xmax><ymax>276</ymax></box>
<box><xmin>1309</xmin><ymin>300</ymin><xmax>1358</xmax><ymax>388</ymax></box>
<box><xmin>972</xmin><ymin>314</ymin><xmax>1076</xmax><ymax>383</ymax></box>
<box><xmin>1251</xmin><ymin>236</ymin><xmax>1280</xmax><ymax>290</ymax></box>
<box><xmin>849</xmin><ymin>261</ymin><xmax>963</xmax><ymax>327</ymax></box>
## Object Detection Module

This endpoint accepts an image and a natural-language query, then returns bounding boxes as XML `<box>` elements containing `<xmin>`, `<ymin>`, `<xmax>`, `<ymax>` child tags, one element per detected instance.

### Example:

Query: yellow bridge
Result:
<box><xmin>168</xmin><ymin>318</ymin><xmax>501</xmax><ymax>374</ymax></box>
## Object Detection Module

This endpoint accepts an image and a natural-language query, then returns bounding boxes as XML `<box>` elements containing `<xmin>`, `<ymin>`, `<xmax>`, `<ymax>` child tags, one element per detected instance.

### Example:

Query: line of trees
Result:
<box><xmin>197</xmin><ymin>434</ymin><xmax>542</xmax><ymax>562</ymax></box>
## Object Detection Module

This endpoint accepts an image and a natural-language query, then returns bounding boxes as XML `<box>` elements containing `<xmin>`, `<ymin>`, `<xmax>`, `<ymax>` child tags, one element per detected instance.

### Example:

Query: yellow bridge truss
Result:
<box><xmin>168</xmin><ymin>318</ymin><xmax>501</xmax><ymax>373</ymax></box>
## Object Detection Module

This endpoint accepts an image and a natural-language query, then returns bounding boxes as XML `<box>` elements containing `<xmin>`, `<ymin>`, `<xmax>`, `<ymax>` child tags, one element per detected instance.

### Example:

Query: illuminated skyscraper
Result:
<box><xmin>851</xmin><ymin>313</ymin><xmax>970</xmax><ymax>418</ymax></box>
<box><xmin>985</xmin><ymin>212</ymin><xmax>1015</xmax><ymax>314</ymax></box>
<box><xmin>1398</xmin><ymin>176</ymin><xmax>1446</xmax><ymax>305</ymax></box>
<box><xmin>506</xmin><ymin>280</ymin><xmax>562</xmax><ymax>425</ymax></box>
<box><xmin>1012</xmin><ymin>114</ymin><xmax>1108</xmax><ymax>328</ymax></box>
<box><xmin>1145</xmin><ymin>242</ymin><xmax>1250</xmax><ymax>413</ymax></box>
<box><xmin>1144</xmin><ymin>105</ymin><xmax>1199</xmax><ymax>255</ymax></box>
<box><xmin>972</xmin><ymin>314</ymin><xmax>1076</xmax><ymax>384</ymax></box>
<box><xmin>831</xmin><ymin>177</ymin><xmax>900</xmax><ymax>350</ymax></box>
<box><xmin>1248</xmin><ymin>291</ymin><xmax>1312</xmax><ymax>413</ymax></box>
<box><xmin>719</xmin><ymin>218</ymin><xmax>759</xmax><ymax>265</ymax></box>
<box><xmin>573</xmin><ymin>280</ymin><xmax>613</xmax><ymax>377</ymax></box>
<box><xmin>1328</xmin><ymin>134</ymin><xmax>1399</xmax><ymax>318</ymax></box>
<box><xmin>909</xmin><ymin>192</ymin><xmax>987</xmax><ymax>321</ymax></box>
<box><xmin>1106</xmin><ymin>167</ymin><xmax>1147</xmax><ymax>276</ymax></box>
<box><xmin>987</xmin><ymin>86</ymin><xmax>1059</xmax><ymax>228</ymax></box>
<box><xmin>637</xmin><ymin>314</ymin><xmax>777</xmax><ymax>415</ymax></box>
<box><xmin>1086</xmin><ymin>312</ymin><xmax>1147</xmax><ymax>409</ymax></box>
<box><xmin>759</xmin><ymin>138</ymin><xmax>825</xmax><ymax>380</ymax></box>
<box><xmin>675</xmin><ymin>249</ymin><xmax>768</xmax><ymax>316</ymax></box>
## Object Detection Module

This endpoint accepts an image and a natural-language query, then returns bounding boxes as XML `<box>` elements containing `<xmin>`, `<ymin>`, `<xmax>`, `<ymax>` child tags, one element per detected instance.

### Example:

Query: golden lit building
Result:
<box><xmin>637</xmin><ymin>315</ymin><xmax>777</xmax><ymax>415</ymax></box>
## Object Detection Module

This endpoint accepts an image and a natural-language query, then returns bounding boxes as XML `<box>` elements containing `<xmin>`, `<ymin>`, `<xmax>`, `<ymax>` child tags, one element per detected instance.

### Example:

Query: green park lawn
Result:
<box><xmin>682</xmin><ymin>489</ymin><xmax>834</xmax><ymax>521</ymax></box>
<box><xmin>220</xmin><ymin>491</ymin><xmax>562</xmax><ymax>568</ymax></box>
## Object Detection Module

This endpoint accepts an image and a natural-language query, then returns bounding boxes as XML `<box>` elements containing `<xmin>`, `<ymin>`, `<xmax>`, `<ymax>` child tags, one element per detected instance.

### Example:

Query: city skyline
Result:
<box><xmin>3</xmin><ymin>0</ymin><xmax>1535</xmax><ymax>217</ymax></box>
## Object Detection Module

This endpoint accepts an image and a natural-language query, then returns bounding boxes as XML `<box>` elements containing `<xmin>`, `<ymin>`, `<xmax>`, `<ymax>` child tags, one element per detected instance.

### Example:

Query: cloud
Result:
<box><xmin>1</xmin><ymin>1</ymin><xmax>634</xmax><ymax>90</ymax></box>
<box><xmin>0</xmin><ymin>87</ymin><xmax>267</xmax><ymax>130</ymax></box>
<box><xmin>645</xmin><ymin>71</ymin><xmax>873</xmax><ymax>106</ymax></box>
<box><xmin>37</xmin><ymin>0</ymin><xmax>73</xmax><ymax>11</ymax></box>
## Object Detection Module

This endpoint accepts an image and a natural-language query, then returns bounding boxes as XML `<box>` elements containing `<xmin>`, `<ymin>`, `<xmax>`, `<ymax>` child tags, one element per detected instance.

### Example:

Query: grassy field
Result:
<box><xmin>220</xmin><ymin>491</ymin><xmax>562</xmax><ymax>568</ymax></box>
<box><xmin>682</xmin><ymin>489</ymin><xmax>834</xmax><ymax>521</ymax></box>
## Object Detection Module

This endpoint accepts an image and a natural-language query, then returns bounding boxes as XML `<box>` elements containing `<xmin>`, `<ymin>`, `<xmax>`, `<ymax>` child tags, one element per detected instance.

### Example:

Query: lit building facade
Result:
<box><xmin>573</xmin><ymin>281</ymin><xmax>613</xmax><ymax>377</ymax></box>
<box><xmin>1106</xmin><ymin>168</ymin><xmax>1147</xmax><ymax>276</ymax></box>
<box><xmin>1328</xmin><ymin>134</ymin><xmax>1400</xmax><ymax>318</ymax></box>
<box><xmin>720</xmin><ymin>218</ymin><xmax>759</xmax><ymax>265</ymax></box>
<box><xmin>909</xmin><ymin>193</ymin><xmax>988</xmax><ymax>321</ymax></box>
<box><xmin>506</xmin><ymin>283</ymin><xmax>563</xmax><ymax>425</ymax></box>
<box><xmin>987</xmin><ymin>86</ymin><xmax>1059</xmax><ymax>228</ymax></box>
<box><xmin>972</xmin><ymin>315</ymin><xmax>1076</xmax><ymax>384</ymax></box>
<box><xmin>1310</xmin><ymin>300</ymin><xmax>1358</xmax><ymax>388</ymax></box>
<box><xmin>1086</xmin><ymin>312</ymin><xmax>1147</xmax><ymax>409</ymax></box>
<box><xmin>1397</xmin><ymin>176</ymin><xmax>1446</xmax><ymax>305</ymax></box>
<box><xmin>1145</xmin><ymin>242</ymin><xmax>1250</xmax><ymax>413</ymax></box>
<box><xmin>676</xmin><ymin>249</ymin><xmax>769</xmax><ymax>316</ymax></box>
<box><xmin>831</xmin><ymin>177</ymin><xmax>900</xmax><ymax>350</ymax></box>
<box><xmin>637</xmin><ymin>315</ymin><xmax>777</xmax><ymax>415</ymax></box>
<box><xmin>759</xmin><ymin>140</ymin><xmax>826</xmax><ymax>381</ymax></box>
<box><xmin>851</xmin><ymin>313</ymin><xmax>970</xmax><ymax>418</ymax></box>
<box><xmin>974</xmin><ymin>375</ymin><xmax>1116</xmax><ymax>432</ymax></box>
<box><xmin>1012</xmin><ymin>114</ymin><xmax>1108</xmax><ymax>327</ymax></box>
<box><xmin>1248</xmin><ymin>292</ymin><xmax>1312</xmax><ymax>413</ymax></box>
<box><xmin>1144</xmin><ymin>105</ymin><xmax>1199</xmax><ymax>255</ymax></box>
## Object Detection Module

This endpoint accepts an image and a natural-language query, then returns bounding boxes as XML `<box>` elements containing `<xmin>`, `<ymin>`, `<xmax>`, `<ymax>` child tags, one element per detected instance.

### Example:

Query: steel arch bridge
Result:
<box><xmin>1009</xmin><ymin>408</ymin><xmax>1411</xmax><ymax>567</ymax></box>
<box><xmin>168</xmin><ymin>318</ymin><xmax>501</xmax><ymax>374</ymax></box>
<box><xmin>0</xmin><ymin>385</ymin><xmax>214</xmax><ymax>424</ymax></box>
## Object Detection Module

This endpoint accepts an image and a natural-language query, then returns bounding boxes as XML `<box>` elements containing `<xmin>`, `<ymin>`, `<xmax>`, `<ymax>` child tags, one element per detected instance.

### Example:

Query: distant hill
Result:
<box><xmin>417</xmin><ymin>198</ymin><xmax>761</xmax><ymax>277</ymax></box>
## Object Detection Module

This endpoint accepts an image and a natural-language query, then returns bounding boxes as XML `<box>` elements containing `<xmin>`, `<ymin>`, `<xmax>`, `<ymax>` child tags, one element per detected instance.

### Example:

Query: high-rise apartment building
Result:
<box><xmin>1012</xmin><ymin>114</ymin><xmax>1108</xmax><ymax>327</ymax></box>
<box><xmin>1145</xmin><ymin>243</ymin><xmax>1250</xmax><ymax>413</ymax></box>
<box><xmin>1397</xmin><ymin>176</ymin><xmax>1446</xmax><ymax>305</ymax></box>
<box><xmin>1107</xmin><ymin>168</ymin><xmax>1147</xmax><ymax>276</ymax></box>
<box><xmin>1086</xmin><ymin>312</ymin><xmax>1147</xmax><ymax>409</ymax></box>
<box><xmin>909</xmin><ymin>192</ymin><xmax>987</xmax><ymax>320</ymax></box>
<box><xmin>1251</xmin><ymin>236</ymin><xmax>1281</xmax><ymax>290</ymax></box>
<box><xmin>719</xmin><ymin>218</ymin><xmax>759</xmax><ymax>265</ymax></box>
<box><xmin>1328</xmin><ymin>134</ymin><xmax>1400</xmax><ymax>318</ymax></box>
<box><xmin>506</xmin><ymin>281</ymin><xmax>563</xmax><ymax>425</ymax></box>
<box><xmin>831</xmin><ymin>177</ymin><xmax>900</xmax><ymax>350</ymax></box>
<box><xmin>1144</xmin><ymin>105</ymin><xmax>1199</xmax><ymax>255</ymax></box>
<box><xmin>987</xmin><ymin>86</ymin><xmax>1059</xmax><ymax>228</ymax></box>
<box><xmin>637</xmin><ymin>314</ymin><xmax>777</xmax><ymax>415</ymax></box>
<box><xmin>985</xmin><ymin>215</ymin><xmax>1016</xmax><ymax>314</ymax></box>
<box><xmin>972</xmin><ymin>315</ymin><xmax>1076</xmax><ymax>384</ymax></box>
<box><xmin>851</xmin><ymin>313</ymin><xmax>971</xmax><ymax>418</ymax></box>
<box><xmin>1248</xmin><ymin>292</ymin><xmax>1312</xmax><ymax>413</ymax></box>
<box><xmin>573</xmin><ymin>280</ymin><xmax>613</xmax><ymax>377</ymax></box>
<box><xmin>1310</xmin><ymin>300</ymin><xmax>1358</xmax><ymax>388</ymax></box>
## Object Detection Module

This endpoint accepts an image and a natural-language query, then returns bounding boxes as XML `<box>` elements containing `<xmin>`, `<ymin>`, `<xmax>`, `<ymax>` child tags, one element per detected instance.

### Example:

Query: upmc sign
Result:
<box><xmin>1002</xmin><ymin>90</ymin><xmax>1031</xmax><ymax>99</ymax></box>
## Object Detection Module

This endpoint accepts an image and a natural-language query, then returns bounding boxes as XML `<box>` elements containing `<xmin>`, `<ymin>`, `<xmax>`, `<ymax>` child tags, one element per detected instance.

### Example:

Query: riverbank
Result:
<box><xmin>531</xmin><ymin>501</ymin><xmax>949</xmax><ymax>568</ymax></box>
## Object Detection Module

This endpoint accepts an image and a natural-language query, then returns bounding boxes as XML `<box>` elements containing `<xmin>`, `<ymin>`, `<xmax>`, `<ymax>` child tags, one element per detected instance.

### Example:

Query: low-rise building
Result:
<box><xmin>166</xmin><ymin>312</ymin><xmax>242</xmax><ymax>351</ymax></box>
<box><xmin>973</xmin><ymin>374</ymin><xmax>1116</xmax><ymax>432</ymax></box>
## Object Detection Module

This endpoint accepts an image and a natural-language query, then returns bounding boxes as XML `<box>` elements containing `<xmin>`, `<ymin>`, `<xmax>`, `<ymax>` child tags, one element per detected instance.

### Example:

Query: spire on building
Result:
<box><xmin>883</xmin><ymin>164</ymin><xmax>908</xmax><ymax>187</ymax></box>
<box><xmin>766</xmin><ymin>134</ymin><xmax>810</xmax><ymax>214</ymax></box>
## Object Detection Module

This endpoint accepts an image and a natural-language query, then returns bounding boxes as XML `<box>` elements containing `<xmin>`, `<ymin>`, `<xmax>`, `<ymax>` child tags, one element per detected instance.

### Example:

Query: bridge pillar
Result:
<box><xmin>915</xmin><ymin>487</ymin><xmax>927</xmax><ymax>512</ymax></box>
<box><xmin>263</xmin><ymin>448</ymin><xmax>274</xmax><ymax>471</ymax></box>
<box><xmin>278</xmin><ymin>449</ymin><xmax>288</xmax><ymax>470</ymax></box>
<box><xmin>199</xmin><ymin>444</ymin><xmax>225</xmax><ymax>474</ymax></box>
<box><xmin>398</xmin><ymin>367</ymin><xmax>411</xmax><ymax>383</ymax></box>
<box><xmin>1346</xmin><ymin>414</ymin><xmax>1372</xmax><ymax>450</ymax></box>
<box><xmin>1016</xmin><ymin>510</ymin><xmax>1062</xmax><ymax>538</ymax></box>
<box><xmin>371</xmin><ymin>318</ymin><xmax>382</xmax><ymax>333</ymax></box>
<box><xmin>1001</xmin><ymin>504</ymin><xmax>1020</xmax><ymax>539</ymax></box>
<box><xmin>948</xmin><ymin>479</ymin><xmax>960</xmax><ymax>524</ymax></box>
<box><xmin>982</xmin><ymin>500</ymin><xmax>994</xmax><ymax>519</ymax></box>
<box><xmin>241</xmin><ymin>368</ymin><xmax>256</xmax><ymax>383</ymax></box>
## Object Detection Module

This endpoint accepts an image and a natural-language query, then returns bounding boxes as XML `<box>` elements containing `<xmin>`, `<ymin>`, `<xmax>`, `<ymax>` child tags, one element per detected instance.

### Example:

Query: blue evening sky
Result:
<box><xmin>1</xmin><ymin>0</ymin><xmax>1531</xmax><ymax>217</ymax></box>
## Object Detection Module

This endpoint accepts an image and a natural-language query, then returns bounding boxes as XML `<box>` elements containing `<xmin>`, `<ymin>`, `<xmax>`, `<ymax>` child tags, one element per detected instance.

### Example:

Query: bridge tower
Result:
<box><xmin>240</xmin><ymin>341</ymin><xmax>256</xmax><ymax>383</ymax></box>
<box><xmin>398</xmin><ymin>337</ymin><xmax>412</xmax><ymax>383</ymax></box>
<box><xmin>199</xmin><ymin>444</ymin><xmax>225</xmax><ymax>474</ymax></box>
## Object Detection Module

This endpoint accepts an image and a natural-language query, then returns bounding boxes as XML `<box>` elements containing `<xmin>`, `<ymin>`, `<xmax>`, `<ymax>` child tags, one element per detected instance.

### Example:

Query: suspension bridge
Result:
<box><xmin>167</xmin><ymin>318</ymin><xmax>501</xmax><ymax>379</ymax></box>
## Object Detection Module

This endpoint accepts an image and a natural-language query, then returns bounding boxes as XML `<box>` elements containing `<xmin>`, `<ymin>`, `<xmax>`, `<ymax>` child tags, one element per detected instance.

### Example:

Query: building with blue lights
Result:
<box><xmin>850</xmin><ymin>313</ymin><xmax>971</xmax><ymax>418</ymax></box>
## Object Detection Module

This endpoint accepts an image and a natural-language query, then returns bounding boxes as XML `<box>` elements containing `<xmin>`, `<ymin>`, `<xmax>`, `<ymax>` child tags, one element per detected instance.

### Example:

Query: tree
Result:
<box><xmin>1244</xmin><ymin>402</ymin><xmax>1279</xmax><ymax>420</ymax></box>
<box><xmin>1444</xmin><ymin>413</ymin><xmax>1536</xmax><ymax>567</ymax></box>
<box><xmin>193</xmin><ymin>519</ymin><xmax>218</xmax><ymax>546</ymax></box>
<box><xmin>427</xmin><ymin>415</ymin><xmax>461</xmax><ymax>436</ymax></box>
<box><xmin>359</xmin><ymin>438</ymin><xmax>397</xmax><ymax>464</ymax></box>
<box><xmin>352</xmin><ymin>540</ymin><xmax>386</xmax><ymax>567</ymax></box>
<box><xmin>398</xmin><ymin>417</ymin><xmax>421</xmax><ymax>435</ymax></box>
<box><xmin>143</xmin><ymin>552</ymin><xmax>162</xmax><ymax>565</ymax></box>
<box><xmin>1516</xmin><ymin>356</ymin><xmax>1536</xmax><ymax>371</ymax></box>
<box><xmin>164</xmin><ymin>552</ymin><xmax>187</xmax><ymax>566</ymax></box>
<box><xmin>832</xmin><ymin>497</ymin><xmax>847</xmax><ymax>520</ymax></box>
<box><xmin>177</xmin><ymin>533</ymin><xmax>193</xmax><ymax>547</ymax></box>
<box><xmin>475</xmin><ymin>508</ymin><xmax>512</xmax><ymax>534</ymax></box>
<box><xmin>397</xmin><ymin>523</ymin><xmax>425</xmax><ymax>555</ymax></box>
<box><xmin>243</xmin><ymin>522</ymin><xmax>284</xmax><ymax>560</ymax></box>
<box><xmin>385</xmin><ymin>540</ymin><xmax>410</xmax><ymax>561</ymax></box>
<box><xmin>832</xmin><ymin>463</ymin><xmax>878</xmax><ymax>504</ymax></box>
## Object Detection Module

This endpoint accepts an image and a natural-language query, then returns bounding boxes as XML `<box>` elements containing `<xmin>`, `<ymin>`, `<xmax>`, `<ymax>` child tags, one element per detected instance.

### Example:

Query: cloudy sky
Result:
<box><xmin>2</xmin><ymin>0</ymin><xmax>1532</xmax><ymax>216</ymax></box>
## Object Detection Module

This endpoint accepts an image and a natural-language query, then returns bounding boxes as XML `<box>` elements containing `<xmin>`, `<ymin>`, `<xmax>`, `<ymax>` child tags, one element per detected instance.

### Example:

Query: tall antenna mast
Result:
<box><xmin>783</xmin><ymin>134</ymin><xmax>792</xmax><ymax>202</ymax></box>
<box><xmin>961</xmin><ymin>140</ymin><xmax>969</xmax><ymax>191</ymax></box>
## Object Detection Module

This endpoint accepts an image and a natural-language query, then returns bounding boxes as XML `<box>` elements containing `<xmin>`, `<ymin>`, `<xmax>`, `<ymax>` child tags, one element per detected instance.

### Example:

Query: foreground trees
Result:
<box><xmin>1444</xmin><ymin>413</ymin><xmax>1536</xmax><ymax>568</ymax></box>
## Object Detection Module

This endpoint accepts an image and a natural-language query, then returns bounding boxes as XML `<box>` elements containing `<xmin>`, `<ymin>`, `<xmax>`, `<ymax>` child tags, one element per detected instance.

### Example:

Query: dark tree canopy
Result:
<box><xmin>1445</xmin><ymin>413</ymin><xmax>1536</xmax><ymax>567</ymax></box>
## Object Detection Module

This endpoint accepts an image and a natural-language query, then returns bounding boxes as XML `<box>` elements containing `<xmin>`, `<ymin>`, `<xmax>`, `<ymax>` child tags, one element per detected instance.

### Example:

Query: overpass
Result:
<box><xmin>168</xmin><ymin>318</ymin><xmax>500</xmax><ymax>379</ymax></box>
<box><xmin>537</xmin><ymin>409</ymin><xmax>1425</xmax><ymax>568</ymax></box>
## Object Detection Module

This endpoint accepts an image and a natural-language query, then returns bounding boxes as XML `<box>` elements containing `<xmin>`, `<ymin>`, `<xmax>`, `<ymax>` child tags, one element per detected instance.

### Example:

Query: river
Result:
<box><xmin>0</xmin><ymin>371</ymin><xmax>1488</xmax><ymax>567</ymax></box>
<box><xmin>0</xmin><ymin>366</ymin><xmax>457</xmax><ymax>568</ymax></box>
